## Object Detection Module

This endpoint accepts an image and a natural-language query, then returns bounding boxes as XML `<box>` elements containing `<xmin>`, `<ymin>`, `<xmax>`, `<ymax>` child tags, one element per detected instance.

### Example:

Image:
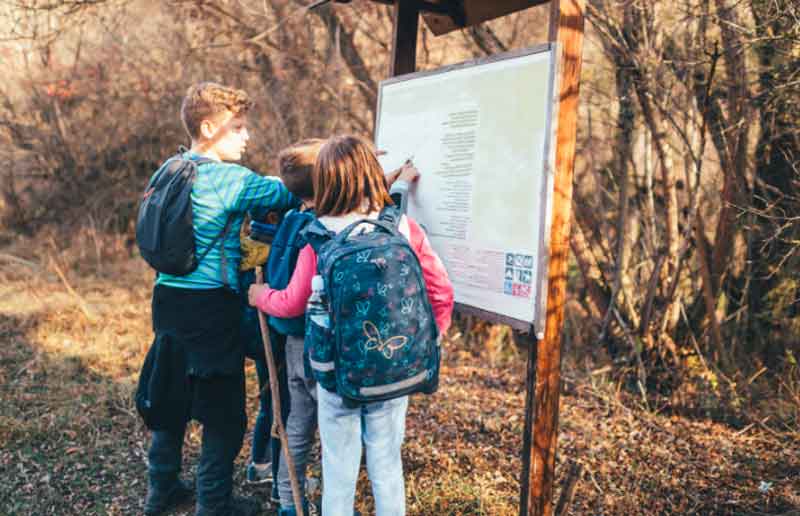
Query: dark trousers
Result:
<box><xmin>248</xmin><ymin>331</ymin><xmax>289</xmax><ymax>482</ymax></box>
<box><xmin>146</xmin><ymin>285</ymin><xmax>247</xmax><ymax>510</ymax></box>
<box><xmin>240</xmin><ymin>269</ymin><xmax>290</xmax><ymax>482</ymax></box>
<box><xmin>148</xmin><ymin>374</ymin><xmax>246</xmax><ymax>508</ymax></box>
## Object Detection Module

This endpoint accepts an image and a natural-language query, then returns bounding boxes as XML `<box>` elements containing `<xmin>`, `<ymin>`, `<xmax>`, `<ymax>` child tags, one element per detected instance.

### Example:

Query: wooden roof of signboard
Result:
<box><xmin>359</xmin><ymin>0</ymin><xmax>549</xmax><ymax>36</ymax></box>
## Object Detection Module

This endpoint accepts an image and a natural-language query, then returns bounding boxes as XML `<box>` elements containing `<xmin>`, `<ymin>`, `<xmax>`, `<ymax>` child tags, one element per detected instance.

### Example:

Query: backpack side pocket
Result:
<box><xmin>305</xmin><ymin>310</ymin><xmax>336</xmax><ymax>391</ymax></box>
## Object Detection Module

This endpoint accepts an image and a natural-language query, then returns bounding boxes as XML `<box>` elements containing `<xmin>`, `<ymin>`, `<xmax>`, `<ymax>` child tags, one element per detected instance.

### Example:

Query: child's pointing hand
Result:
<box><xmin>398</xmin><ymin>160</ymin><xmax>420</xmax><ymax>183</ymax></box>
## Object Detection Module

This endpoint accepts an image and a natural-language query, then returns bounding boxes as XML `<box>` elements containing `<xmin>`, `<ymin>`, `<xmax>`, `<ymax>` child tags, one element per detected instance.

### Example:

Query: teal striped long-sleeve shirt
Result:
<box><xmin>155</xmin><ymin>152</ymin><xmax>299</xmax><ymax>291</ymax></box>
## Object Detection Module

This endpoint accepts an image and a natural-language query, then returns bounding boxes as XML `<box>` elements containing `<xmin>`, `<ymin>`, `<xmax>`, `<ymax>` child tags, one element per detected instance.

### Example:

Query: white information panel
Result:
<box><xmin>375</xmin><ymin>45</ymin><xmax>558</xmax><ymax>336</ymax></box>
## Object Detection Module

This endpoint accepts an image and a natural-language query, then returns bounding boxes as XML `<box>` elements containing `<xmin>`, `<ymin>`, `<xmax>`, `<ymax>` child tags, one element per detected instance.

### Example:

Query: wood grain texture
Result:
<box><xmin>526</xmin><ymin>1</ymin><xmax>585</xmax><ymax>516</ymax></box>
<box><xmin>421</xmin><ymin>0</ymin><xmax>549</xmax><ymax>35</ymax></box>
<box><xmin>389</xmin><ymin>1</ymin><xmax>419</xmax><ymax>76</ymax></box>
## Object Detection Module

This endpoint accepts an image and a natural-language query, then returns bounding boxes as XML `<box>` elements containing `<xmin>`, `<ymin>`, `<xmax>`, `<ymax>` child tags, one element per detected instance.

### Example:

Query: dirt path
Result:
<box><xmin>0</xmin><ymin>261</ymin><xmax>797</xmax><ymax>515</ymax></box>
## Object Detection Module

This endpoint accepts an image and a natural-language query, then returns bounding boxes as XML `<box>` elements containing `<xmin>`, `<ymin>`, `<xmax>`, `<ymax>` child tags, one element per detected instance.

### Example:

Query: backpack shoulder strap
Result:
<box><xmin>378</xmin><ymin>205</ymin><xmax>403</xmax><ymax>230</ymax></box>
<box><xmin>301</xmin><ymin>219</ymin><xmax>334</xmax><ymax>253</ymax></box>
<box><xmin>280</xmin><ymin>209</ymin><xmax>315</xmax><ymax>246</ymax></box>
<box><xmin>216</xmin><ymin>213</ymin><xmax>236</xmax><ymax>289</ymax></box>
<box><xmin>192</xmin><ymin>157</ymin><xmax>215</xmax><ymax>167</ymax></box>
<box><xmin>180</xmin><ymin>149</ymin><xmax>235</xmax><ymax>288</ymax></box>
<box><xmin>294</xmin><ymin>210</ymin><xmax>316</xmax><ymax>246</ymax></box>
<box><xmin>147</xmin><ymin>155</ymin><xmax>185</xmax><ymax>190</ymax></box>
<box><xmin>177</xmin><ymin>146</ymin><xmax>215</xmax><ymax>167</ymax></box>
<box><xmin>195</xmin><ymin>213</ymin><xmax>236</xmax><ymax>287</ymax></box>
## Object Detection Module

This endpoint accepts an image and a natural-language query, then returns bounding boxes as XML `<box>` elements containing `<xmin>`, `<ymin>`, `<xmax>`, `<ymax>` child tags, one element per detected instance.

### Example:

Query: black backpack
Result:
<box><xmin>136</xmin><ymin>151</ymin><xmax>234</xmax><ymax>278</ymax></box>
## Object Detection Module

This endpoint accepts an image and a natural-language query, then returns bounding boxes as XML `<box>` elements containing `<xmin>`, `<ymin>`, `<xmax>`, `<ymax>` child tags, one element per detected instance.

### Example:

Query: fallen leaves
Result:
<box><xmin>0</xmin><ymin>265</ymin><xmax>798</xmax><ymax>514</ymax></box>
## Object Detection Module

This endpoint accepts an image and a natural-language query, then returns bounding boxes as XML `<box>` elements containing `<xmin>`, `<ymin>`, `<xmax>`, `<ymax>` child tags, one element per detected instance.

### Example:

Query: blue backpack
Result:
<box><xmin>303</xmin><ymin>207</ymin><xmax>440</xmax><ymax>403</ymax></box>
<box><xmin>265</xmin><ymin>209</ymin><xmax>315</xmax><ymax>336</ymax></box>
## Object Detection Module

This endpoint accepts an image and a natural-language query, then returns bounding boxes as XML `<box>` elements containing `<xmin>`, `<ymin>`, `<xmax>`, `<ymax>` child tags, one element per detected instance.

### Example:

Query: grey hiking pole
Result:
<box><xmin>254</xmin><ymin>269</ymin><xmax>304</xmax><ymax>512</ymax></box>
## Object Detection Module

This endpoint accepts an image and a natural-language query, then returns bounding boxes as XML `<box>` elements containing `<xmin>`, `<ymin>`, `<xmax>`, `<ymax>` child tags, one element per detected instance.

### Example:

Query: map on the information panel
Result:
<box><xmin>375</xmin><ymin>44</ymin><xmax>558</xmax><ymax>337</ymax></box>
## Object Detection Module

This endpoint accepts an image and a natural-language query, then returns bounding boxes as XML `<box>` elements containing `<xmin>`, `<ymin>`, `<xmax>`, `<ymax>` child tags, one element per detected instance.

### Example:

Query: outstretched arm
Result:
<box><xmin>248</xmin><ymin>244</ymin><xmax>317</xmax><ymax>318</ymax></box>
<box><xmin>407</xmin><ymin>217</ymin><xmax>454</xmax><ymax>333</ymax></box>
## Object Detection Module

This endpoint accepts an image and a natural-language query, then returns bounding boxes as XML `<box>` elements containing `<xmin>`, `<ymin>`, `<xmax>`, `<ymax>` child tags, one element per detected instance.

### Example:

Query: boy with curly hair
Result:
<box><xmin>142</xmin><ymin>82</ymin><xmax>299</xmax><ymax>516</ymax></box>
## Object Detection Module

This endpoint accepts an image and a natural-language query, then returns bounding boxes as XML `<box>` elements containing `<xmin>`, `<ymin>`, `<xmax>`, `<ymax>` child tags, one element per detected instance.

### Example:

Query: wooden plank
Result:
<box><xmin>524</xmin><ymin>1</ymin><xmax>586</xmax><ymax>516</ymax></box>
<box><xmin>421</xmin><ymin>0</ymin><xmax>549</xmax><ymax>36</ymax></box>
<box><xmin>389</xmin><ymin>0</ymin><xmax>419</xmax><ymax>76</ymax></box>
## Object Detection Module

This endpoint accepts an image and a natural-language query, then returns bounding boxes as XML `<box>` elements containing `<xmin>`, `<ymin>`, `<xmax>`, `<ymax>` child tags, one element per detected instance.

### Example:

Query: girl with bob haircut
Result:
<box><xmin>249</xmin><ymin>135</ymin><xmax>454</xmax><ymax>516</ymax></box>
<box><xmin>312</xmin><ymin>135</ymin><xmax>394</xmax><ymax>217</ymax></box>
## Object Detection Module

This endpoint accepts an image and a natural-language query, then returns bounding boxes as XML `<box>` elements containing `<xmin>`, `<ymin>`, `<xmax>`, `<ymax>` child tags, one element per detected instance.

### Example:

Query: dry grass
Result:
<box><xmin>0</xmin><ymin>239</ymin><xmax>798</xmax><ymax>515</ymax></box>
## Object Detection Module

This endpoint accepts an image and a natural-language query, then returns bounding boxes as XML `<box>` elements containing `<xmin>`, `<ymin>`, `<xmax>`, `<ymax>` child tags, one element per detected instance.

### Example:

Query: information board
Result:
<box><xmin>375</xmin><ymin>44</ymin><xmax>558</xmax><ymax>336</ymax></box>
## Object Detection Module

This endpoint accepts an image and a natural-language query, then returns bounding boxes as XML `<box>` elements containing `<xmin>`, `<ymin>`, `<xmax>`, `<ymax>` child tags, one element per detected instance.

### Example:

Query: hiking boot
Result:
<box><xmin>144</xmin><ymin>479</ymin><xmax>194</xmax><ymax>515</ymax></box>
<box><xmin>245</xmin><ymin>462</ymin><xmax>273</xmax><ymax>485</ymax></box>
<box><xmin>277</xmin><ymin>500</ymin><xmax>319</xmax><ymax>516</ymax></box>
<box><xmin>195</xmin><ymin>495</ymin><xmax>262</xmax><ymax>516</ymax></box>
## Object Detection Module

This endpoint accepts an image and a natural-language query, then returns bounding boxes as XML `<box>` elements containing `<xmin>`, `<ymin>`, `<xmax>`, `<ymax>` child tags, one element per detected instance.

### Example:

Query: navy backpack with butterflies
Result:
<box><xmin>303</xmin><ymin>206</ymin><xmax>441</xmax><ymax>404</ymax></box>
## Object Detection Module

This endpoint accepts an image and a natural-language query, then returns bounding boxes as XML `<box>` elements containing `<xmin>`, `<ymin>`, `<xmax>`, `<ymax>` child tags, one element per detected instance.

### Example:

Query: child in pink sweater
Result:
<box><xmin>247</xmin><ymin>207</ymin><xmax>452</xmax><ymax>331</ymax></box>
<box><xmin>248</xmin><ymin>135</ymin><xmax>453</xmax><ymax>516</ymax></box>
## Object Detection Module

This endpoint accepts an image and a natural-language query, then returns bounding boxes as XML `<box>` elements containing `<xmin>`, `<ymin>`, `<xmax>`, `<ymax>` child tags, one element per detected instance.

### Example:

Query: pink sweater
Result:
<box><xmin>255</xmin><ymin>215</ymin><xmax>454</xmax><ymax>333</ymax></box>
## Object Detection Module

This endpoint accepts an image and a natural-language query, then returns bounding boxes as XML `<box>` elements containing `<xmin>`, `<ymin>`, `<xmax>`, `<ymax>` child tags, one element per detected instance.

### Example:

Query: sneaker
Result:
<box><xmin>277</xmin><ymin>505</ymin><xmax>298</xmax><ymax>516</ymax></box>
<box><xmin>245</xmin><ymin>462</ymin><xmax>273</xmax><ymax>485</ymax></box>
<box><xmin>304</xmin><ymin>477</ymin><xmax>320</xmax><ymax>499</ymax></box>
<box><xmin>144</xmin><ymin>478</ymin><xmax>194</xmax><ymax>515</ymax></box>
<box><xmin>274</xmin><ymin>478</ymin><xmax>319</xmax><ymax>505</ymax></box>
<box><xmin>277</xmin><ymin>500</ymin><xmax>319</xmax><ymax>516</ymax></box>
<box><xmin>195</xmin><ymin>495</ymin><xmax>261</xmax><ymax>516</ymax></box>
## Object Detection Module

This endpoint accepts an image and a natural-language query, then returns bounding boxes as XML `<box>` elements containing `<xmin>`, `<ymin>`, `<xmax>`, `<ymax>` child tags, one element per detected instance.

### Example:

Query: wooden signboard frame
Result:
<box><xmin>384</xmin><ymin>1</ymin><xmax>586</xmax><ymax>515</ymax></box>
<box><xmin>377</xmin><ymin>42</ymin><xmax>559</xmax><ymax>336</ymax></box>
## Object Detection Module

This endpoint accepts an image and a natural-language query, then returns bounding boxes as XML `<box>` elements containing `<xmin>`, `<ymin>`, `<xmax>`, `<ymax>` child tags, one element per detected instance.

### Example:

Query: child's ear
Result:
<box><xmin>200</xmin><ymin>119</ymin><xmax>216</xmax><ymax>140</ymax></box>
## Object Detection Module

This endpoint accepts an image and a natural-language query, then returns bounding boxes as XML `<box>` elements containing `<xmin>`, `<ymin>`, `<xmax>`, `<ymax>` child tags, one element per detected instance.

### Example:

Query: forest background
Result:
<box><xmin>0</xmin><ymin>0</ymin><xmax>798</xmax><ymax>514</ymax></box>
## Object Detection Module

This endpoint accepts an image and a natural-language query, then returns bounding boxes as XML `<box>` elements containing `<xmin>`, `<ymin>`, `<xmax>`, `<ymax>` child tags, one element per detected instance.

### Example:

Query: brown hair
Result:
<box><xmin>180</xmin><ymin>82</ymin><xmax>253</xmax><ymax>140</ymax></box>
<box><xmin>278</xmin><ymin>138</ymin><xmax>324</xmax><ymax>200</ymax></box>
<box><xmin>313</xmin><ymin>135</ymin><xmax>393</xmax><ymax>217</ymax></box>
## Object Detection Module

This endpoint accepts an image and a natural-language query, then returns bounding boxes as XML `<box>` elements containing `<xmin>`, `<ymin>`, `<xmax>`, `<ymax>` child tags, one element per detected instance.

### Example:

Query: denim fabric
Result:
<box><xmin>196</xmin><ymin>417</ymin><xmax>246</xmax><ymax>508</ymax></box>
<box><xmin>317</xmin><ymin>386</ymin><xmax>408</xmax><ymax>516</ymax></box>
<box><xmin>241</xmin><ymin>269</ymin><xmax>289</xmax><ymax>478</ymax></box>
<box><xmin>148</xmin><ymin>393</ymin><xmax>245</xmax><ymax>509</ymax></box>
<box><xmin>249</xmin><ymin>357</ymin><xmax>271</xmax><ymax>464</ymax></box>
<box><xmin>146</xmin><ymin>283</ymin><xmax>248</xmax><ymax>512</ymax></box>
<box><xmin>245</xmin><ymin>329</ymin><xmax>288</xmax><ymax>481</ymax></box>
<box><xmin>148</xmin><ymin>424</ymin><xmax>186</xmax><ymax>491</ymax></box>
<box><xmin>278</xmin><ymin>335</ymin><xmax>318</xmax><ymax>508</ymax></box>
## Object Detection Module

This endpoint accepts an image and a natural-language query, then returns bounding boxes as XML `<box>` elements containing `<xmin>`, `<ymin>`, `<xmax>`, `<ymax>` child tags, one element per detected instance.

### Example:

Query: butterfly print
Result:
<box><xmin>356</xmin><ymin>250</ymin><xmax>372</xmax><ymax>263</ymax></box>
<box><xmin>355</xmin><ymin>300</ymin><xmax>370</xmax><ymax>316</ymax></box>
<box><xmin>363</xmin><ymin>321</ymin><xmax>408</xmax><ymax>359</ymax></box>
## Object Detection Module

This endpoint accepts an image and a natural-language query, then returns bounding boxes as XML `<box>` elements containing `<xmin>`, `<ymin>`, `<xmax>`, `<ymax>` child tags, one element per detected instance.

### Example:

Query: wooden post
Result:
<box><xmin>518</xmin><ymin>332</ymin><xmax>538</xmax><ymax>515</ymax></box>
<box><xmin>523</xmin><ymin>1</ymin><xmax>585</xmax><ymax>516</ymax></box>
<box><xmin>389</xmin><ymin>0</ymin><xmax>419</xmax><ymax>76</ymax></box>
